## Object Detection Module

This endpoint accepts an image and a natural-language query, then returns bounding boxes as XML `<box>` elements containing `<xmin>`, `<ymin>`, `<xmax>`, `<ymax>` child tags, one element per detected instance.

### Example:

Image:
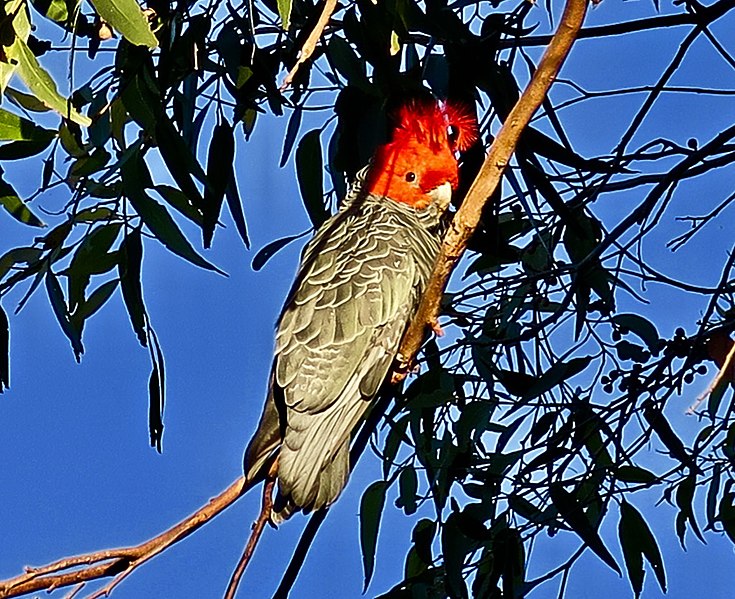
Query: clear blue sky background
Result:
<box><xmin>1</xmin><ymin>0</ymin><xmax>735</xmax><ymax>597</ymax></box>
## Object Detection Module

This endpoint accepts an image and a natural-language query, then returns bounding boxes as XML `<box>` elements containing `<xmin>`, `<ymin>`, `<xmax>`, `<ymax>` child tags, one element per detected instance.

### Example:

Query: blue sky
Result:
<box><xmin>2</xmin><ymin>0</ymin><xmax>735</xmax><ymax>597</ymax></box>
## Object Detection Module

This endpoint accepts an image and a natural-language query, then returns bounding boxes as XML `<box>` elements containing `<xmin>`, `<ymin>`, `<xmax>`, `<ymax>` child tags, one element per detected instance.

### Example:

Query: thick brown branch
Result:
<box><xmin>0</xmin><ymin>476</ymin><xmax>252</xmax><ymax>599</ymax></box>
<box><xmin>396</xmin><ymin>0</ymin><xmax>589</xmax><ymax>370</ymax></box>
<box><xmin>280</xmin><ymin>0</ymin><xmax>338</xmax><ymax>90</ymax></box>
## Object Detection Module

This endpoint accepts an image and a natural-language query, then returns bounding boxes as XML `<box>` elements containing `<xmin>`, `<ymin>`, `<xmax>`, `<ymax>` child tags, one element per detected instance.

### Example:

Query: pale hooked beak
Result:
<box><xmin>427</xmin><ymin>181</ymin><xmax>453</xmax><ymax>212</ymax></box>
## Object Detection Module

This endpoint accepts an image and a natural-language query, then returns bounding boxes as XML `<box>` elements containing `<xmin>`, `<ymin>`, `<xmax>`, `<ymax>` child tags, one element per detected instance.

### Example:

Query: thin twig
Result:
<box><xmin>280</xmin><ymin>0</ymin><xmax>338</xmax><ymax>90</ymax></box>
<box><xmin>224</xmin><ymin>461</ymin><xmax>279</xmax><ymax>599</ymax></box>
<box><xmin>396</xmin><ymin>0</ymin><xmax>590</xmax><ymax>373</ymax></box>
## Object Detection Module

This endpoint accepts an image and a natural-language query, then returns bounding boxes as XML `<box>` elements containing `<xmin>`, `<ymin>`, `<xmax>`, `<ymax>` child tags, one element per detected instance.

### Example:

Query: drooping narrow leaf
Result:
<box><xmin>0</xmin><ymin>173</ymin><xmax>44</xmax><ymax>227</ymax></box>
<box><xmin>118</xmin><ymin>229</ymin><xmax>147</xmax><ymax>346</ymax></box>
<box><xmin>155</xmin><ymin>120</ymin><xmax>208</xmax><ymax>208</ymax></box>
<box><xmin>719</xmin><ymin>491</ymin><xmax>735</xmax><ymax>544</ymax></box>
<box><xmin>66</xmin><ymin>223</ymin><xmax>121</xmax><ymax>312</ymax></box>
<box><xmin>4</xmin><ymin>87</ymin><xmax>51</xmax><ymax>113</ymax></box>
<box><xmin>643</xmin><ymin>400</ymin><xmax>692</xmax><ymax>468</ymax></box>
<box><xmin>252</xmin><ymin>231</ymin><xmax>309</xmax><ymax>271</ymax></box>
<box><xmin>121</xmin><ymin>151</ymin><xmax>224</xmax><ymax>274</ymax></box>
<box><xmin>0</xmin><ymin>106</ymin><xmax>56</xmax><ymax>141</ymax></box>
<box><xmin>360</xmin><ymin>480</ymin><xmax>389</xmax><ymax>591</ymax></box>
<box><xmin>675</xmin><ymin>474</ymin><xmax>705</xmax><ymax>547</ymax></box>
<box><xmin>225</xmin><ymin>175</ymin><xmax>249</xmax><ymax>249</ymax></box>
<box><xmin>0</xmin><ymin>134</ymin><xmax>55</xmax><ymax>160</ymax></box>
<box><xmin>295</xmin><ymin>129</ymin><xmax>328</xmax><ymax>227</ymax></box>
<box><xmin>0</xmin><ymin>0</ymin><xmax>31</xmax><ymax>93</ymax></box>
<box><xmin>88</xmin><ymin>0</ymin><xmax>158</xmax><ymax>48</ymax></box>
<box><xmin>619</xmin><ymin>500</ymin><xmax>667</xmax><ymax>597</ymax></box>
<box><xmin>154</xmin><ymin>184</ymin><xmax>203</xmax><ymax>226</ymax></box>
<box><xmin>277</xmin><ymin>0</ymin><xmax>291</xmax><ymax>30</ymax></box>
<box><xmin>146</xmin><ymin>325</ymin><xmax>165</xmax><ymax>451</ymax></box>
<box><xmin>550</xmin><ymin>484</ymin><xmax>621</xmax><ymax>574</ymax></box>
<box><xmin>45</xmin><ymin>271</ymin><xmax>84</xmax><ymax>361</ymax></box>
<box><xmin>203</xmin><ymin>120</ymin><xmax>234</xmax><ymax>248</ymax></box>
<box><xmin>75</xmin><ymin>279</ymin><xmax>119</xmax><ymax>321</ymax></box>
<box><xmin>10</xmin><ymin>38</ymin><xmax>91</xmax><ymax>126</ymax></box>
<box><xmin>0</xmin><ymin>303</ymin><xmax>9</xmax><ymax>392</ymax></box>
<box><xmin>280</xmin><ymin>106</ymin><xmax>303</xmax><ymax>167</ymax></box>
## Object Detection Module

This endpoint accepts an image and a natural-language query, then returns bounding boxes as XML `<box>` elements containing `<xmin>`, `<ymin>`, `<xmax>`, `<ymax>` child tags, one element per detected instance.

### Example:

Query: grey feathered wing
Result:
<box><xmin>245</xmin><ymin>199</ymin><xmax>427</xmax><ymax>522</ymax></box>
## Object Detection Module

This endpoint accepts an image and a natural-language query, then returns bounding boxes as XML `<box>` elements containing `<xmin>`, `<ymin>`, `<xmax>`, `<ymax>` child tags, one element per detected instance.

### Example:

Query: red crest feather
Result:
<box><xmin>390</xmin><ymin>100</ymin><xmax>478</xmax><ymax>153</ymax></box>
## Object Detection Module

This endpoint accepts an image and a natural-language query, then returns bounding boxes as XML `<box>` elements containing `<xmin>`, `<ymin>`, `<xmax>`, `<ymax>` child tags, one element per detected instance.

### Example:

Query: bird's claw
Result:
<box><xmin>431</xmin><ymin>319</ymin><xmax>445</xmax><ymax>337</ymax></box>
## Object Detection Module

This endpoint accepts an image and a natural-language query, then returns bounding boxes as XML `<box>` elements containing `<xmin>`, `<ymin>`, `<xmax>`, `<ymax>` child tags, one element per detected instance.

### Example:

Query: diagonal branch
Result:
<box><xmin>397</xmin><ymin>0</ymin><xmax>589</xmax><ymax>371</ymax></box>
<box><xmin>0</xmin><ymin>476</ymin><xmax>253</xmax><ymax>599</ymax></box>
<box><xmin>280</xmin><ymin>0</ymin><xmax>338</xmax><ymax>90</ymax></box>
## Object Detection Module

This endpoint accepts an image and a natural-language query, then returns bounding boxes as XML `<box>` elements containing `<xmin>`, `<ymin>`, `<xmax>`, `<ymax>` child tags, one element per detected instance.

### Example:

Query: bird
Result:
<box><xmin>244</xmin><ymin>97</ymin><xmax>478</xmax><ymax>523</ymax></box>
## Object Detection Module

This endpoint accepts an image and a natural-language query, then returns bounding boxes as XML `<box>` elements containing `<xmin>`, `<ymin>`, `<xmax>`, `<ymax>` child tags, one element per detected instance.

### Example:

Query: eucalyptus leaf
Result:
<box><xmin>360</xmin><ymin>480</ymin><xmax>389</xmax><ymax>591</ymax></box>
<box><xmin>89</xmin><ymin>0</ymin><xmax>158</xmax><ymax>48</ymax></box>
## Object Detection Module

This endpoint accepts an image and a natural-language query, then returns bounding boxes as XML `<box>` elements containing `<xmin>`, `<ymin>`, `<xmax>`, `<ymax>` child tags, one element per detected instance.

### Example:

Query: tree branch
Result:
<box><xmin>224</xmin><ymin>462</ymin><xmax>278</xmax><ymax>599</ymax></box>
<box><xmin>397</xmin><ymin>0</ymin><xmax>589</xmax><ymax>371</ymax></box>
<box><xmin>0</xmin><ymin>477</ymin><xmax>252</xmax><ymax>599</ymax></box>
<box><xmin>279</xmin><ymin>0</ymin><xmax>338</xmax><ymax>90</ymax></box>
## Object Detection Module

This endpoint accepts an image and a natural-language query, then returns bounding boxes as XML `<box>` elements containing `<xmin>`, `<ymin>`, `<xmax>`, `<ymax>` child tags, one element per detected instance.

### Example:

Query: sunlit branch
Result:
<box><xmin>397</xmin><ymin>0</ymin><xmax>590</xmax><ymax>371</ymax></box>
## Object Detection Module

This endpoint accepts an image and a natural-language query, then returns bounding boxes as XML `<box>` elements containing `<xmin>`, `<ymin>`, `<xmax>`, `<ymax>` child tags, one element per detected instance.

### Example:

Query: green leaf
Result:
<box><xmin>70</xmin><ymin>148</ymin><xmax>112</xmax><ymax>177</ymax></box>
<box><xmin>0</xmin><ymin>173</ymin><xmax>44</xmax><ymax>227</ymax></box>
<box><xmin>611</xmin><ymin>313</ymin><xmax>660</xmax><ymax>354</ymax></box>
<box><xmin>154</xmin><ymin>184</ymin><xmax>202</xmax><ymax>226</ymax></box>
<box><xmin>616</xmin><ymin>465</ymin><xmax>657</xmax><ymax>485</ymax></box>
<box><xmin>441</xmin><ymin>510</ymin><xmax>472</xmax><ymax>598</ymax></box>
<box><xmin>0</xmin><ymin>247</ymin><xmax>43</xmax><ymax>281</ymax></box>
<box><xmin>88</xmin><ymin>0</ymin><xmax>158</xmax><ymax>48</ymax></box>
<box><xmin>295</xmin><ymin>129</ymin><xmax>328</xmax><ymax>227</ymax></box>
<box><xmin>66</xmin><ymin>223</ymin><xmax>121</xmax><ymax>312</ymax></box>
<box><xmin>396</xmin><ymin>466</ymin><xmax>418</xmax><ymax>515</ymax></box>
<box><xmin>276</xmin><ymin>0</ymin><xmax>291</xmax><ymax>30</ymax></box>
<box><xmin>155</xmin><ymin>120</ymin><xmax>206</xmax><ymax>211</ymax></box>
<box><xmin>45</xmin><ymin>271</ymin><xmax>84</xmax><ymax>361</ymax></box>
<box><xmin>382</xmin><ymin>414</ymin><xmax>409</xmax><ymax>478</ymax></box>
<box><xmin>9</xmin><ymin>38</ymin><xmax>91</xmax><ymax>126</ymax></box>
<box><xmin>118</xmin><ymin>229</ymin><xmax>146</xmax><ymax>346</ymax></box>
<box><xmin>718</xmin><ymin>491</ymin><xmax>735</xmax><ymax>544</ymax></box>
<box><xmin>0</xmin><ymin>302</ymin><xmax>8</xmax><ymax>392</ymax></box>
<box><xmin>328</xmin><ymin>36</ymin><xmax>369</xmax><ymax>89</ymax></box>
<box><xmin>225</xmin><ymin>176</ymin><xmax>249</xmax><ymax>249</ymax></box>
<box><xmin>522</xmin><ymin>355</ymin><xmax>593</xmax><ymax>400</ymax></box>
<box><xmin>75</xmin><ymin>279</ymin><xmax>119</xmax><ymax>321</ymax></box>
<box><xmin>280</xmin><ymin>106</ymin><xmax>302</xmax><ymax>167</ymax></box>
<box><xmin>360</xmin><ymin>480</ymin><xmax>389</xmax><ymax>591</ymax></box>
<box><xmin>615</xmin><ymin>340</ymin><xmax>649</xmax><ymax>363</ymax></box>
<box><xmin>550</xmin><ymin>484</ymin><xmax>621</xmax><ymax>574</ymax></box>
<box><xmin>642</xmin><ymin>401</ymin><xmax>692</xmax><ymax>467</ymax></box>
<box><xmin>203</xmin><ymin>120</ymin><xmax>234</xmax><ymax>248</ymax></box>
<box><xmin>121</xmin><ymin>71</ymin><xmax>160</xmax><ymax>132</ymax></box>
<box><xmin>619</xmin><ymin>500</ymin><xmax>667</xmax><ymax>597</ymax></box>
<box><xmin>0</xmin><ymin>0</ymin><xmax>31</xmax><ymax>93</ymax></box>
<box><xmin>0</xmin><ymin>107</ymin><xmax>55</xmax><ymax>141</ymax></box>
<box><xmin>121</xmin><ymin>151</ymin><xmax>224</xmax><ymax>274</ymax></box>
<box><xmin>5</xmin><ymin>86</ymin><xmax>51</xmax><ymax>113</ymax></box>
<box><xmin>675</xmin><ymin>474</ymin><xmax>705</xmax><ymax>548</ymax></box>
<box><xmin>147</xmin><ymin>326</ymin><xmax>165</xmax><ymax>451</ymax></box>
<box><xmin>0</xmin><ymin>134</ymin><xmax>55</xmax><ymax>160</ymax></box>
<box><xmin>706</xmin><ymin>463</ymin><xmax>722</xmax><ymax>530</ymax></box>
<box><xmin>252</xmin><ymin>231</ymin><xmax>308</xmax><ymax>271</ymax></box>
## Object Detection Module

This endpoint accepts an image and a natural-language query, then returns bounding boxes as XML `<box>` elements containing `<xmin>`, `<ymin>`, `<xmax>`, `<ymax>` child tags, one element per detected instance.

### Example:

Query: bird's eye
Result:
<box><xmin>405</xmin><ymin>172</ymin><xmax>416</xmax><ymax>182</ymax></box>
